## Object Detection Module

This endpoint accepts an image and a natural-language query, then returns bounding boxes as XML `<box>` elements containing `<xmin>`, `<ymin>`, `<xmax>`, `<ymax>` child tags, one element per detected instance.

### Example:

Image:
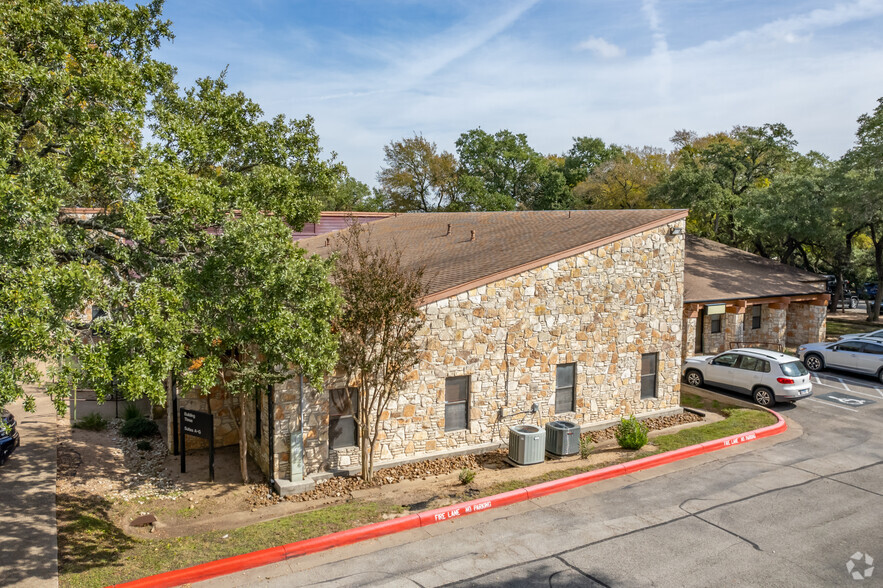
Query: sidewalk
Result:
<box><xmin>0</xmin><ymin>390</ymin><xmax>59</xmax><ymax>587</ymax></box>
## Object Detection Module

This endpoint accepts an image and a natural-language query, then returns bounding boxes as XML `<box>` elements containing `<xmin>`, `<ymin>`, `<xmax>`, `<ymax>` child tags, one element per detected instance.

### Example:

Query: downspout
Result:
<box><xmin>267</xmin><ymin>383</ymin><xmax>275</xmax><ymax>493</ymax></box>
<box><xmin>290</xmin><ymin>373</ymin><xmax>305</xmax><ymax>482</ymax></box>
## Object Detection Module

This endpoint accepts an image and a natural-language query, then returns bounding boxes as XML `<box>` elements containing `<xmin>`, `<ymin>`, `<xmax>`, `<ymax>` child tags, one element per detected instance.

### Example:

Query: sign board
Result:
<box><xmin>182</xmin><ymin>409</ymin><xmax>212</xmax><ymax>439</ymax></box>
<box><xmin>180</xmin><ymin>408</ymin><xmax>215</xmax><ymax>482</ymax></box>
<box><xmin>705</xmin><ymin>303</ymin><xmax>726</xmax><ymax>316</ymax></box>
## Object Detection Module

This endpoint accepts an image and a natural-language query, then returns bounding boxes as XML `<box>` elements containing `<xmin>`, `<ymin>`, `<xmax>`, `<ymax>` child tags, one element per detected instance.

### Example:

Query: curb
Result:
<box><xmin>112</xmin><ymin>409</ymin><xmax>786</xmax><ymax>588</ymax></box>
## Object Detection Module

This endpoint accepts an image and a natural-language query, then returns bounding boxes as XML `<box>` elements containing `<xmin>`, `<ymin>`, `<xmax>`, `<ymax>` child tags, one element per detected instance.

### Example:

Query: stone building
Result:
<box><xmin>246</xmin><ymin>209</ymin><xmax>689</xmax><ymax>494</ymax></box>
<box><xmin>682</xmin><ymin>235</ymin><xmax>828</xmax><ymax>358</ymax></box>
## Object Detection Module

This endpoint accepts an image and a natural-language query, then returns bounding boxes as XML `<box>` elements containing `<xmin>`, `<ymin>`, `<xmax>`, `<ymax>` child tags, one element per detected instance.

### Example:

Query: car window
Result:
<box><xmin>738</xmin><ymin>356</ymin><xmax>758</xmax><ymax>371</ymax></box>
<box><xmin>860</xmin><ymin>342</ymin><xmax>883</xmax><ymax>356</ymax></box>
<box><xmin>836</xmin><ymin>341</ymin><xmax>864</xmax><ymax>353</ymax></box>
<box><xmin>781</xmin><ymin>361</ymin><xmax>808</xmax><ymax>377</ymax></box>
<box><xmin>712</xmin><ymin>354</ymin><xmax>739</xmax><ymax>367</ymax></box>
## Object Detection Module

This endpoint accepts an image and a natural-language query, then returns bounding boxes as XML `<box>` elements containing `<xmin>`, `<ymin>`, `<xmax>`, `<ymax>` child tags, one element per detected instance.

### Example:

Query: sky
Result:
<box><xmin>154</xmin><ymin>0</ymin><xmax>883</xmax><ymax>186</ymax></box>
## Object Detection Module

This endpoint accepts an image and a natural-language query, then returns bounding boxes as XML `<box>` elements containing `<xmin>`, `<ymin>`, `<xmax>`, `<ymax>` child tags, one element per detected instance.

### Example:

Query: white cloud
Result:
<box><xmin>216</xmin><ymin>0</ymin><xmax>883</xmax><ymax>185</ymax></box>
<box><xmin>576</xmin><ymin>37</ymin><xmax>624</xmax><ymax>58</ymax></box>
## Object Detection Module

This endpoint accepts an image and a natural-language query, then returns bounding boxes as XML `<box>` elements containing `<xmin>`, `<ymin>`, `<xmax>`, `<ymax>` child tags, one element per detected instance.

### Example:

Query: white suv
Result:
<box><xmin>682</xmin><ymin>348</ymin><xmax>812</xmax><ymax>407</ymax></box>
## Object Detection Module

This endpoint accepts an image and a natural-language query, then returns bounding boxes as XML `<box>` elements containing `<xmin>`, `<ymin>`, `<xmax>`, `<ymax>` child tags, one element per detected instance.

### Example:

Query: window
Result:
<box><xmin>555</xmin><ymin>364</ymin><xmax>575</xmax><ymax>413</ymax></box>
<box><xmin>781</xmin><ymin>361</ymin><xmax>808</xmax><ymax>377</ymax></box>
<box><xmin>751</xmin><ymin>305</ymin><xmax>762</xmax><ymax>330</ymax></box>
<box><xmin>445</xmin><ymin>376</ymin><xmax>469</xmax><ymax>432</ymax></box>
<box><xmin>861</xmin><ymin>342</ymin><xmax>883</xmax><ymax>355</ymax></box>
<box><xmin>712</xmin><ymin>353</ymin><xmax>739</xmax><ymax>367</ymax></box>
<box><xmin>738</xmin><ymin>356</ymin><xmax>769</xmax><ymax>373</ymax></box>
<box><xmin>640</xmin><ymin>353</ymin><xmax>658</xmax><ymax>399</ymax></box>
<box><xmin>835</xmin><ymin>341</ymin><xmax>864</xmax><ymax>353</ymax></box>
<box><xmin>711</xmin><ymin>314</ymin><xmax>722</xmax><ymax>334</ymax></box>
<box><xmin>329</xmin><ymin>387</ymin><xmax>358</xmax><ymax>449</ymax></box>
<box><xmin>254</xmin><ymin>391</ymin><xmax>261</xmax><ymax>440</ymax></box>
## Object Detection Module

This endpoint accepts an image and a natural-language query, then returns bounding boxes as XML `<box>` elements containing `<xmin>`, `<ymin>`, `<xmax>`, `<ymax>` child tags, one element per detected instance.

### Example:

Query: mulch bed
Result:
<box><xmin>283</xmin><ymin>411</ymin><xmax>703</xmax><ymax>503</ymax></box>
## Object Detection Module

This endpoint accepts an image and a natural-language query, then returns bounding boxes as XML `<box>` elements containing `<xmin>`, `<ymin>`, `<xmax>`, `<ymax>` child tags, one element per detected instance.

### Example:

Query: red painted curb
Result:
<box><xmin>111</xmin><ymin>409</ymin><xmax>785</xmax><ymax>588</ymax></box>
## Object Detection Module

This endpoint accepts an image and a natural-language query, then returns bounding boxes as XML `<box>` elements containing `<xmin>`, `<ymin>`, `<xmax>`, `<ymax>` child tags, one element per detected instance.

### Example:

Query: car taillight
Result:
<box><xmin>777</xmin><ymin>377</ymin><xmax>795</xmax><ymax>384</ymax></box>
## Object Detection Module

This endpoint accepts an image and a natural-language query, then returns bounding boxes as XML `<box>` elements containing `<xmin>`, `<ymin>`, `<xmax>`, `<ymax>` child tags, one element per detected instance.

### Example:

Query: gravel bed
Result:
<box><xmin>585</xmin><ymin>412</ymin><xmax>703</xmax><ymax>443</ymax></box>
<box><xmin>285</xmin><ymin>411</ymin><xmax>704</xmax><ymax>503</ymax></box>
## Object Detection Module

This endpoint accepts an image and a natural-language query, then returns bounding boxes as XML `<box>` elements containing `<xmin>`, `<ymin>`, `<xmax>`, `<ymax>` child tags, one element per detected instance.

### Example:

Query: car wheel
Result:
<box><xmin>753</xmin><ymin>386</ymin><xmax>775</xmax><ymax>407</ymax></box>
<box><xmin>878</xmin><ymin>369</ymin><xmax>883</xmax><ymax>385</ymax></box>
<box><xmin>804</xmin><ymin>353</ymin><xmax>824</xmax><ymax>372</ymax></box>
<box><xmin>684</xmin><ymin>369</ymin><xmax>704</xmax><ymax>387</ymax></box>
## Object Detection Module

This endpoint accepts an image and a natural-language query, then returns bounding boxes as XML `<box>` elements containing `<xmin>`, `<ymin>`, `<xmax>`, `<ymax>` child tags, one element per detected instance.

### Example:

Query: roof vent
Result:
<box><xmin>470</xmin><ymin>230</ymin><xmax>476</xmax><ymax>241</ymax></box>
<box><xmin>324</xmin><ymin>237</ymin><xmax>330</xmax><ymax>247</ymax></box>
<box><xmin>446</xmin><ymin>223</ymin><xmax>452</xmax><ymax>236</ymax></box>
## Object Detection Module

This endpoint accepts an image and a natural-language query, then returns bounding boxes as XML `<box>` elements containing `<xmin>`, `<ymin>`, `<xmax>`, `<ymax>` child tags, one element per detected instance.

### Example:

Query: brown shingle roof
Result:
<box><xmin>684</xmin><ymin>234</ymin><xmax>826</xmax><ymax>303</ymax></box>
<box><xmin>298</xmin><ymin>209</ymin><xmax>688</xmax><ymax>303</ymax></box>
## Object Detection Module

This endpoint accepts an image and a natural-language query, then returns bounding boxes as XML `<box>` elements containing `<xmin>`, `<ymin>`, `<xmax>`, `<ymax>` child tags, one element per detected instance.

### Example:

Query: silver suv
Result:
<box><xmin>682</xmin><ymin>348</ymin><xmax>812</xmax><ymax>406</ymax></box>
<box><xmin>797</xmin><ymin>338</ymin><xmax>883</xmax><ymax>384</ymax></box>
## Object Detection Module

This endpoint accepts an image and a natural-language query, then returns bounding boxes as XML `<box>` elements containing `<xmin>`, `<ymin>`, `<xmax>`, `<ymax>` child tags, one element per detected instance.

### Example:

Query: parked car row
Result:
<box><xmin>797</xmin><ymin>337</ymin><xmax>883</xmax><ymax>384</ymax></box>
<box><xmin>682</xmin><ymin>331</ymin><xmax>883</xmax><ymax>405</ymax></box>
<box><xmin>0</xmin><ymin>410</ymin><xmax>20</xmax><ymax>466</ymax></box>
<box><xmin>682</xmin><ymin>348</ymin><xmax>813</xmax><ymax>407</ymax></box>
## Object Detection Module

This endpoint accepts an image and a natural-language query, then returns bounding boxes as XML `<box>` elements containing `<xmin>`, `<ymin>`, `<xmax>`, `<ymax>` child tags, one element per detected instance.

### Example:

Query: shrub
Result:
<box><xmin>615</xmin><ymin>415</ymin><xmax>649</xmax><ymax>450</ymax></box>
<box><xmin>136</xmin><ymin>440</ymin><xmax>152</xmax><ymax>451</ymax></box>
<box><xmin>120</xmin><ymin>416</ymin><xmax>159</xmax><ymax>438</ymax></box>
<box><xmin>579</xmin><ymin>434</ymin><xmax>594</xmax><ymax>459</ymax></box>
<box><xmin>74</xmin><ymin>413</ymin><xmax>107</xmax><ymax>432</ymax></box>
<box><xmin>123</xmin><ymin>402</ymin><xmax>141</xmax><ymax>421</ymax></box>
<box><xmin>458</xmin><ymin>468</ymin><xmax>475</xmax><ymax>485</ymax></box>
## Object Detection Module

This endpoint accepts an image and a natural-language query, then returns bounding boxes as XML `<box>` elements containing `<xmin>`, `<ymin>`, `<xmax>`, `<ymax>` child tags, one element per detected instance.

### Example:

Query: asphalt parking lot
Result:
<box><xmin>201</xmin><ymin>371</ymin><xmax>883</xmax><ymax>588</ymax></box>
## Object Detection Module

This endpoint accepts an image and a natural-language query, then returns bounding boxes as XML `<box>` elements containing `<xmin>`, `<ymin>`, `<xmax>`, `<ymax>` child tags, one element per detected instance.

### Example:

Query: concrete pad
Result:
<box><xmin>0</xmin><ymin>391</ymin><xmax>59</xmax><ymax>587</ymax></box>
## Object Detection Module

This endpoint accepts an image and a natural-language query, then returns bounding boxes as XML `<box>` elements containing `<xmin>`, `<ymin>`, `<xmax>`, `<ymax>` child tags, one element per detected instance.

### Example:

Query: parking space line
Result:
<box><xmin>807</xmin><ymin>398</ymin><xmax>859</xmax><ymax>412</ymax></box>
<box><xmin>834</xmin><ymin>377</ymin><xmax>852</xmax><ymax>392</ymax></box>
<box><xmin>828</xmin><ymin>388</ymin><xmax>882</xmax><ymax>400</ymax></box>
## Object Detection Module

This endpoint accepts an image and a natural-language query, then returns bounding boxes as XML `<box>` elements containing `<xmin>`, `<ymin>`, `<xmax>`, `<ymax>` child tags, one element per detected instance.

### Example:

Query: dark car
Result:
<box><xmin>825</xmin><ymin>275</ymin><xmax>859</xmax><ymax>309</ymax></box>
<box><xmin>0</xmin><ymin>410</ymin><xmax>20</xmax><ymax>466</ymax></box>
<box><xmin>865</xmin><ymin>283</ymin><xmax>879</xmax><ymax>300</ymax></box>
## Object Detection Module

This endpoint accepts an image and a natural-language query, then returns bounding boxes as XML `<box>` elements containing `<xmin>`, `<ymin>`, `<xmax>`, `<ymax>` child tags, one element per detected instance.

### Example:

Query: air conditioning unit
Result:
<box><xmin>545</xmin><ymin>420</ymin><xmax>579</xmax><ymax>456</ymax></box>
<box><xmin>508</xmin><ymin>425</ymin><xmax>546</xmax><ymax>466</ymax></box>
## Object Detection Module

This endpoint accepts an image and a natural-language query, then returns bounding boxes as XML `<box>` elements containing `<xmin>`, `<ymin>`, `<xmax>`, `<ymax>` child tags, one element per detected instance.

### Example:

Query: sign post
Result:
<box><xmin>180</xmin><ymin>408</ymin><xmax>214</xmax><ymax>482</ymax></box>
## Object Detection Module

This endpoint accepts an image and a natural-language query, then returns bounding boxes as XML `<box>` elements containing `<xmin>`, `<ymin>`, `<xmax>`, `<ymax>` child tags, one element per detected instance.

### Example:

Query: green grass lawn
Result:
<box><xmin>59</xmin><ymin>406</ymin><xmax>777</xmax><ymax>587</ymax></box>
<box><xmin>826</xmin><ymin>318</ymin><xmax>882</xmax><ymax>338</ymax></box>
<box><xmin>679</xmin><ymin>391</ymin><xmax>737</xmax><ymax>414</ymax></box>
<box><xmin>59</xmin><ymin>501</ymin><xmax>403</xmax><ymax>588</ymax></box>
<box><xmin>652</xmin><ymin>409</ymin><xmax>777</xmax><ymax>453</ymax></box>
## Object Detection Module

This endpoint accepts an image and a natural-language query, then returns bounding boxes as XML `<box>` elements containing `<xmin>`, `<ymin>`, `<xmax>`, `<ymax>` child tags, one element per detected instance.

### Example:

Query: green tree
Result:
<box><xmin>376</xmin><ymin>134</ymin><xmax>459</xmax><ymax>212</ymax></box>
<box><xmin>1</xmin><ymin>0</ymin><xmax>347</xmax><ymax>429</ymax></box>
<box><xmin>0</xmin><ymin>0</ymin><xmax>173</xmax><ymax>413</ymax></box>
<box><xmin>654</xmin><ymin>124</ymin><xmax>797</xmax><ymax>247</ymax></box>
<box><xmin>573</xmin><ymin>147</ymin><xmax>669</xmax><ymax>209</ymax></box>
<box><xmin>184</xmin><ymin>211</ymin><xmax>340</xmax><ymax>482</ymax></box>
<box><xmin>843</xmin><ymin>97</ymin><xmax>883</xmax><ymax>319</ymax></box>
<box><xmin>563</xmin><ymin>136</ymin><xmax>623</xmax><ymax>187</ymax></box>
<box><xmin>455</xmin><ymin>128</ymin><xmax>544</xmax><ymax>210</ymax></box>
<box><xmin>331</xmin><ymin>222</ymin><xmax>425</xmax><ymax>483</ymax></box>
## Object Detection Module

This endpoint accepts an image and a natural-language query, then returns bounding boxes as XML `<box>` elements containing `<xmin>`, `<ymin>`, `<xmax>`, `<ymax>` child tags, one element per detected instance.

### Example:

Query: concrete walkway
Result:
<box><xmin>0</xmin><ymin>390</ymin><xmax>59</xmax><ymax>587</ymax></box>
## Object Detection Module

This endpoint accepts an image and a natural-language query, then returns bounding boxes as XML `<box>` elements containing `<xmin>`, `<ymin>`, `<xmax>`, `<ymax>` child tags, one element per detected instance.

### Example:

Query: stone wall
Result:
<box><xmin>682</xmin><ymin>315</ymin><xmax>697</xmax><ymax>358</ymax></box>
<box><xmin>745</xmin><ymin>303</ymin><xmax>787</xmax><ymax>349</ymax></box>
<box><xmin>296</xmin><ymin>221</ymin><xmax>686</xmax><ymax>475</ymax></box>
<box><xmin>701</xmin><ymin>311</ymin><xmax>727</xmax><ymax>354</ymax></box>
<box><xmin>786</xmin><ymin>302</ymin><xmax>827</xmax><ymax>346</ymax></box>
<box><xmin>165</xmin><ymin>383</ymin><xmax>240</xmax><ymax>452</ymax></box>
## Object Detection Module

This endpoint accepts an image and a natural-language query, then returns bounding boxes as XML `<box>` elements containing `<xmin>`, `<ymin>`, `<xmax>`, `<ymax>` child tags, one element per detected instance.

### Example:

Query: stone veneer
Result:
<box><xmin>279</xmin><ymin>221</ymin><xmax>686</xmax><ymax>477</ymax></box>
<box><xmin>682</xmin><ymin>299</ymin><xmax>827</xmax><ymax>359</ymax></box>
<box><xmin>786</xmin><ymin>302</ymin><xmax>827</xmax><ymax>346</ymax></box>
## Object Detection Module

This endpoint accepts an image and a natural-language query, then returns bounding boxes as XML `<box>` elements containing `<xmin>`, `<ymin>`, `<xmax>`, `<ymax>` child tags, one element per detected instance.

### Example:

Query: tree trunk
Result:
<box><xmin>239</xmin><ymin>394</ymin><xmax>248</xmax><ymax>483</ymax></box>
<box><xmin>361</xmin><ymin>428</ymin><xmax>371</xmax><ymax>483</ymax></box>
